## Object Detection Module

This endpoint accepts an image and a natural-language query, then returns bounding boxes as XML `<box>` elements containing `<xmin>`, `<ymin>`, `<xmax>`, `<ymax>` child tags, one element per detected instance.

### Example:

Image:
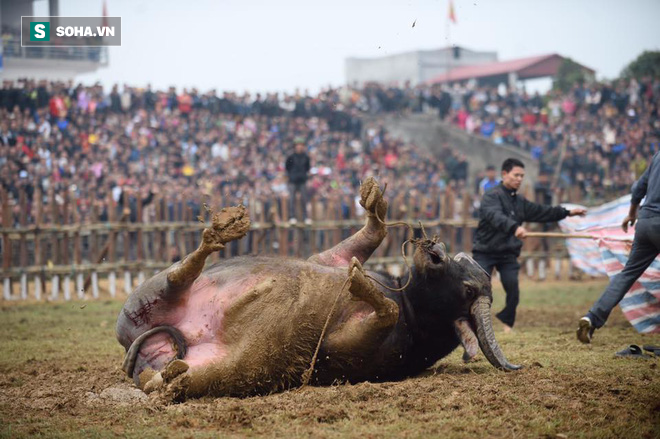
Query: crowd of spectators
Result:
<box><xmin>443</xmin><ymin>78</ymin><xmax>660</xmax><ymax>202</ymax></box>
<box><xmin>0</xmin><ymin>79</ymin><xmax>458</xmax><ymax>225</ymax></box>
<box><xmin>1</xmin><ymin>76</ymin><xmax>657</xmax><ymax>227</ymax></box>
<box><xmin>338</xmin><ymin>78</ymin><xmax>660</xmax><ymax>204</ymax></box>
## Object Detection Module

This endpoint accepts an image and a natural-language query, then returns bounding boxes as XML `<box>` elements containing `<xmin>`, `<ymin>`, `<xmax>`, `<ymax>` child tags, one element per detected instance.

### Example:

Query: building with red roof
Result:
<box><xmin>427</xmin><ymin>53</ymin><xmax>595</xmax><ymax>87</ymax></box>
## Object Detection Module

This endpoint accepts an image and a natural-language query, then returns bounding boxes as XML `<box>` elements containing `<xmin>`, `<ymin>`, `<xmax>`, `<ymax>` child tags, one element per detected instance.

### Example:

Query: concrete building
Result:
<box><xmin>1</xmin><ymin>0</ymin><xmax>108</xmax><ymax>81</ymax></box>
<box><xmin>345</xmin><ymin>46</ymin><xmax>497</xmax><ymax>87</ymax></box>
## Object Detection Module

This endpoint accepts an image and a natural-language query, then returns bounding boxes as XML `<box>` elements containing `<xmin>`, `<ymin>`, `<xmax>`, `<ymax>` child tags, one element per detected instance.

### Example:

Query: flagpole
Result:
<box><xmin>446</xmin><ymin>2</ymin><xmax>451</xmax><ymax>84</ymax></box>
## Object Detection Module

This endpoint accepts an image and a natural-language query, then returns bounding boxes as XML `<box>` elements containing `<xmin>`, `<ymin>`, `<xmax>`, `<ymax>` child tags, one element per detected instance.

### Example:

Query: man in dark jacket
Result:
<box><xmin>285</xmin><ymin>139</ymin><xmax>311</xmax><ymax>225</ymax></box>
<box><xmin>473</xmin><ymin>158</ymin><xmax>586</xmax><ymax>332</ymax></box>
<box><xmin>577</xmin><ymin>151</ymin><xmax>660</xmax><ymax>343</ymax></box>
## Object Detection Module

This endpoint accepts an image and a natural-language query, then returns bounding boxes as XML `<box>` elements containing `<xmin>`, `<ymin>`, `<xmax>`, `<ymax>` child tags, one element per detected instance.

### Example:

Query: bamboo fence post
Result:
<box><xmin>185</xmin><ymin>204</ymin><xmax>194</xmax><ymax>257</ymax></box>
<box><xmin>163</xmin><ymin>195</ymin><xmax>171</xmax><ymax>266</ymax></box>
<box><xmin>406</xmin><ymin>191</ymin><xmax>415</xmax><ymax>223</ymax></box>
<box><xmin>73</xmin><ymin>195</ymin><xmax>84</xmax><ymax>299</ymax></box>
<box><xmin>280</xmin><ymin>195</ymin><xmax>288</xmax><ymax>257</ymax></box>
<box><xmin>49</xmin><ymin>189</ymin><xmax>60</xmax><ymax>300</ymax></box>
<box><xmin>419</xmin><ymin>193</ymin><xmax>428</xmax><ymax>234</ymax></box>
<box><xmin>62</xmin><ymin>191</ymin><xmax>71</xmax><ymax>300</ymax></box>
<box><xmin>446</xmin><ymin>188</ymin><xmax>457</xmax><ymax>252</ymax></box>
<box><xmin>154</xmin><ymin>194</ymin><xmax>162</xmax><ymax>266</ymax></box>
<box><xmin>90</xmin><ymin>200</ymin><xmax>98</xmax><ymax>264</ymax></box>
<box><xmin>321</xmin><ymin>196</ymin><xmax>328</xmax><ymax>252</ymax></box>
<box><xmin>332</xmin><ymin>195</ymin><xmax>341</xmax><ymax>248</ymax></box>
<box><xmin>122</xmin><ymin>191</ymin><xmax>131</xmax><ymax>295</ymax></box>
<box><xmin>262</xmin><ymin>198</ymin><xmax>271</xmax><ymax>255</ymax></box>
<box><xmin>2</xmin><ymin>189</ymin><xmax>11</xmax><ymax>300</ymax></box>
<box><xmin>136</xmin><ymin>195</ymin><xmax>145</xmax><ymax>287</ymax></box>
<box><xmin>89</xmin><ymin>199</ymin><xmax>99</xmax><ymax>298</ymax></box>
<box><xmin>461</xmin><ymin>190</ymin><xmax>472</xmax><ymax>253</ymax></box>
<box><xmin>107</xmin><ymin>191</ymin><xmax>117</xmax><ymax>298</ymax></box>
<box><xmin>164</xmin><ymin>194</ymin><xmax>172</xmax><ymax>264</ymax></box>
<box><xmin>19</xmin><ymin>189</ymin><xmax>28</xmax><ymax>300</ymax></box>
<box><xmin>554</xmin><ymin>255</ymin><xmax>562</xmax><ymax>280</ymax></box>
<box><xmin>250</xmin><ymin>195</ymin><xmax>259</xmax><ymax>255</ymax></box>
<box><xmin>210</xmin><ymin>190</ymin><xmax>221</xmax><ymax>262</ymax></box>
<box><xmin>310</xmin><ymin>194</ymin><xmax>318</xmax><ymax>255</ymax></box>
<box><xmin>177</xmin><ymin>199</ymin><xmax>187</xmax><ymax>262</ymax></box>
<box><xmin>349</xmin><ymin>193</ymin><xmax>357</xmax><ymax>238</ymax></box>
<box><xmin>34</xmin><ymin>187</ymin><xmax>43</xmax><ymax>300</ymax></box>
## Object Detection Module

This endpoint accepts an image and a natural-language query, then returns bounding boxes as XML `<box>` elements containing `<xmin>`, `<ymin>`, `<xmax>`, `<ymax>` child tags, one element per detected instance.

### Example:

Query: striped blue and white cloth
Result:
<box><xmin>559</xmin><ymin>195</ymin><xmax>660</xmax><ymax>333</ymax></box>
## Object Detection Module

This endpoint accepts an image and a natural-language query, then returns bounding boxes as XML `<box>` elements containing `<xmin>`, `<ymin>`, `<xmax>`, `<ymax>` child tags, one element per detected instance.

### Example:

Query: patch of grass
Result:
<box><xmin>0</xmin><ymin>279</ymin><xmax>659</xmax><ymax>438</ymax></box>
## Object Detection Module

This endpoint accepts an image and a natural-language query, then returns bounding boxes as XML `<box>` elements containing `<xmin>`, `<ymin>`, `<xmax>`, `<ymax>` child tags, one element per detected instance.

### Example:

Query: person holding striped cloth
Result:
<box><xmin>578</xmin><ymin>151</ymin><xmax>660</xmax><ymax>343</ymax></box>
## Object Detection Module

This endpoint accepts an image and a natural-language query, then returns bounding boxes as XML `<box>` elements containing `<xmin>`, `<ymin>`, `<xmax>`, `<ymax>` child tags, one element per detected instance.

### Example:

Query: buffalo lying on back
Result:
<box><xmin>116</xmin><ymin>177</ymin><xmax>520</xmax><ymax>401</ymax></box>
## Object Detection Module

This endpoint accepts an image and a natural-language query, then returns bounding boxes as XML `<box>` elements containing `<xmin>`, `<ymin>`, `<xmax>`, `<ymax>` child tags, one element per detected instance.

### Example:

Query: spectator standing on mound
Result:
<box><xmin>577</xmin><ymin>151</ymin><xmax>660</xmax><ymax>343</ymax></box>
<box><xmin>472</xmin><ymin>158</ymin><xmax>586</xmax><ymax>333</ymax></box>
<box><xmin>285</xmin><ymin>138</ymin><xmax>311</xmax><ymax>225</ymax></box>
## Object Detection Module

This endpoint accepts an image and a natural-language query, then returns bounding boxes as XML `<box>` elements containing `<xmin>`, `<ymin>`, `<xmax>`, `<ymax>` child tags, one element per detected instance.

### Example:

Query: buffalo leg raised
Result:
<box><xmin>166</xmin><ymin>205</ymin><xmax>250</xmax><ymax>293</ymax></box>
<box><xmin>324</xmin><ymin>257</ymin><xmax>399</xmax><ymax>353</ymax></box>
<box><xmin>308</xmin><ymin>177</ymin><xmax>388</xmax><ymax>267</ymax></box>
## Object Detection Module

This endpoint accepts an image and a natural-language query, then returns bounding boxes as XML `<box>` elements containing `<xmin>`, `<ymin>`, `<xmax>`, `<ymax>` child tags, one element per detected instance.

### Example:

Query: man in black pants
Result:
<box><xmin>472</xmin><ymin>158</ymin><xmax>586</xmax><ymax>332</ymax></box>
<box><xmin>577</xmin><ymin>151</ymin><xmax>660</xmax><ymax>343</ymax></box>
<box><xmin>285</xmin><ymin>139</ymin><xmax>311</xmax><ymax>225</ymax></box>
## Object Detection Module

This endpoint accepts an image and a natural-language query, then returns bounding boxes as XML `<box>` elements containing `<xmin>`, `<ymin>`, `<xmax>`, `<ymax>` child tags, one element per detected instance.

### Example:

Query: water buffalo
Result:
<box><xmin>116</xmin><ymin>177</ymin><xmax>520</xmax><ymax>402</ymax></box>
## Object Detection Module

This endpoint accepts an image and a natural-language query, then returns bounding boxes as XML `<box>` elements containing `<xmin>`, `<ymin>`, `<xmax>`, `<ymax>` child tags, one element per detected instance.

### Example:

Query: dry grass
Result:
<box><xmin>0</xmin><ymin>278</ymin><xmax>659</xmax><ymax>438</ymax></box>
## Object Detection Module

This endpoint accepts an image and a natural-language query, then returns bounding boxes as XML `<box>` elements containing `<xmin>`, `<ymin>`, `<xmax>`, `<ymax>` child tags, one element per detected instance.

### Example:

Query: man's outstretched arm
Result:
<box><xmin>522</xmin><ymin>199</ymin><xmax>586</xmax><ymax>223</ymax></box>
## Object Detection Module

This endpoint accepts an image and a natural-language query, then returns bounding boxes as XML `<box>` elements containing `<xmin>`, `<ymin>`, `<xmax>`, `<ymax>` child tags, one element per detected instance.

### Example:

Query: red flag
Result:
<box><xmin>448</xmin><ymin>0</ymin><xmax>457</xmax><ymax>24</ymax></box>
<box><xmin>102</xmin><ymin>0</ymin><xmax>109</xmax><ymax>28</ymax></box>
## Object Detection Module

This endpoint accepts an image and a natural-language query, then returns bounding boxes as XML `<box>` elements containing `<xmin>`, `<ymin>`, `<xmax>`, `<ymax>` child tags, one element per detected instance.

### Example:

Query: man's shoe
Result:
<box><xmin>577</xmin><ymin>316</ymin><xmax>595</xmax><ymax>344</ymax></box>
<box><xmin>304</xmin><ymin>218</ymin><xmax>313</xmax><ymax>226</ymax></box>
<box><xmin>289</xmin><ymin>218</ymin><xmax>298</xmax><ymax>225</ymax></box>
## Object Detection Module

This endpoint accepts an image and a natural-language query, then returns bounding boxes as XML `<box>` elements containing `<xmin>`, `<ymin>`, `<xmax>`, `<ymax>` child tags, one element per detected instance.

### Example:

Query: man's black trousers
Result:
<box><xmin>472</xmin><ymin>252</ymin><xmax>521</xmax><ymax>327</ymax></box>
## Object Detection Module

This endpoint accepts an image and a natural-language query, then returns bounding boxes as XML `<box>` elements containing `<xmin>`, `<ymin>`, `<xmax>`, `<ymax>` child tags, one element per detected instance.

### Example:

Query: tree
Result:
<box><xmin>553</xmin><ymin>58</ymin><xmax>589</xmax><ymax>93</ymax></box>
<box><xmin>620</xmin><ymin>51</ymin><xmax>660</xmax><ymax>79</ymax></box>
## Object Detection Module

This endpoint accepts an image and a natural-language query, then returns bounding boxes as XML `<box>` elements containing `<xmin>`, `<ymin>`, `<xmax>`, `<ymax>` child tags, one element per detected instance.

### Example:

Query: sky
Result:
<box><xmin>34</xmin><ymin>0</ymin><xmax>660</xmax><ymax>94</ymax></box>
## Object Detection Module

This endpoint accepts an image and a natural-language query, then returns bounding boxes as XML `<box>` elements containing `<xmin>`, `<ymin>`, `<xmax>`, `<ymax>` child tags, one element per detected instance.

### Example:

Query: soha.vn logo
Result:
<box><xmin>30</xmin><ymin>22</ymin><xmax>50</xmax><ymax>41</ymax></box>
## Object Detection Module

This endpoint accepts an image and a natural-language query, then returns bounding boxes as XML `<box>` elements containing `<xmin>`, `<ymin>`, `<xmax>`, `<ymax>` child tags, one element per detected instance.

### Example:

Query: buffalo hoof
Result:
<box><xmin>162</xmin><ymin>359</ymin><xmax>189</xmax><ymax>381</ymax></box>
<box><xmin>347</xmin><ymin>257</ymin><xmax>372</xmax><ymax>302</ymax></box>
<box><xmin>359</xmin><ymin>177</ymin><xmax>388</xmax><ymax>220</ymax></box>
<box><xmin>143</xmin><ymin>372</ymin><xmax>163</xmax><ymax>394</ymax></box>
<box><xmin>162</xmin><ymin>371</ymin><xmax>191</xmax><ymax>403</ymax></box>
<box><xmin>146</xmin><ymin>359</ymin><xmax>192</xmax><ymax>403</ymax></box>
<box><xmin>212</xmin><ymin>205</ymin><xmax>251</xmax><ymax>242</ymax></box>
<box><xmin>201</xmin><ymin>205</ymin><xmax>251</xmax><ymax>253</ymax></box>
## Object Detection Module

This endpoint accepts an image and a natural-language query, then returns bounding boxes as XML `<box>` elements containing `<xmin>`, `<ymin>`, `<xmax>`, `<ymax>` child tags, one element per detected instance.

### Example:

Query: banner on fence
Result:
<box><xmin>559</xmin><ymin>195</ymin><xmax>660</xmax><ymax>333</ymax></box>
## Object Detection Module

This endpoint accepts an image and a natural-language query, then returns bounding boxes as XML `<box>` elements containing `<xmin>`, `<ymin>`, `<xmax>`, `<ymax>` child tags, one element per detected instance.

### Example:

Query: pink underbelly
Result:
<box><xmin>135</xmin><ymin>275</ymin><xmax>263</xmax><ymax>375</ymax></box>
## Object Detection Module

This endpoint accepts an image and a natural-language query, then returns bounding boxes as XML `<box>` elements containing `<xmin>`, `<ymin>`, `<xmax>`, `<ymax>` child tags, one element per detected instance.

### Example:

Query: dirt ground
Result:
<box><xmin>1</xmin><ymin>278</ymin><xmax>659</xmax><ymax>438</ymax></box>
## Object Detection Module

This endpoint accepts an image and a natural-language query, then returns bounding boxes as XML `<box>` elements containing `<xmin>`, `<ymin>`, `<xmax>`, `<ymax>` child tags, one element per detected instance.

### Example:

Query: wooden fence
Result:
<box><xmin>0</xmin><ymin>186</ymin><xmax>572</xmax><ymax>301</ymax></box>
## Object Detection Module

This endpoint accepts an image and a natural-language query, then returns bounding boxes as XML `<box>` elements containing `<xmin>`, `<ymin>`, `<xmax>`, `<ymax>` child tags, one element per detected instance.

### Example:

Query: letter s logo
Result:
<box><xmin>35</xmin><ymin>24</ymin><xmax>45</xmax><ymax>39</ymax></box>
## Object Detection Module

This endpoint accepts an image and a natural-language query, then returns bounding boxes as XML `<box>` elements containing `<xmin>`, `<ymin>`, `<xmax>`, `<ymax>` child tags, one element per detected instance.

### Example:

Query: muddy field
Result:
<box><xmin>1</xmin><ymin>278</ymin><xmax>659</xmax><ymax>438</ymax></box>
